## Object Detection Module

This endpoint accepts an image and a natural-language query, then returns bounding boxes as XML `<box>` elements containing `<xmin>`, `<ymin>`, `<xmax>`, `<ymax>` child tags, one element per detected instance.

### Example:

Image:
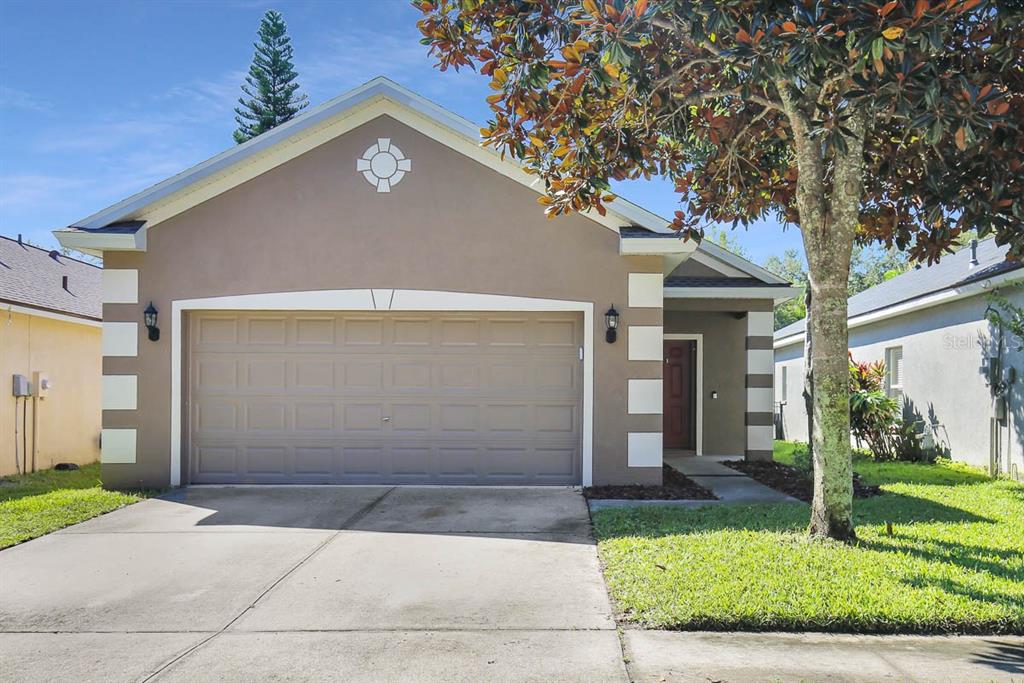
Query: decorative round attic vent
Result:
<box><xmin>356</xmin><ymin>138</ymin><xmax>411</xmax><ymax>193</ymax></box>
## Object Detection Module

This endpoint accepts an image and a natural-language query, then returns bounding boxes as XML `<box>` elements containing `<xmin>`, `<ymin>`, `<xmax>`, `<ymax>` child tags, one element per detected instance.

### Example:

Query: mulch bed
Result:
<box><xmin>722</xmin><ymin>460</ymin><xmax>882</xmax><ymax>502</ymax></box>
<box><xmin>583</xmin><ymin>464</ymin><xmax>717</xmax><ymax>500</ymax></box>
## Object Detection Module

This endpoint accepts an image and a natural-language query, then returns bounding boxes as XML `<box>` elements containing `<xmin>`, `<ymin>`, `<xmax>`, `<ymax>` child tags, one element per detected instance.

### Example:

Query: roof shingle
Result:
<box><xmin>0</xmin><ymin>235</ymin><xmax>102</xmax><ymax>320</ymax></box>
<box><xmin>775</xmin><ymin>238</ymin><xmax>1021</xmax><ymax>341</ymax></box>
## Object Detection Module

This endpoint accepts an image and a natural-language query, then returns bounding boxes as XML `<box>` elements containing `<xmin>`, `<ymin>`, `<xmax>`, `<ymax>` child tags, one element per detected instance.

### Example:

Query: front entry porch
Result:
<box><xmin>659</xmin><ymin>296</ymin><xmax>778</xmax><ymax>464</ymax></box>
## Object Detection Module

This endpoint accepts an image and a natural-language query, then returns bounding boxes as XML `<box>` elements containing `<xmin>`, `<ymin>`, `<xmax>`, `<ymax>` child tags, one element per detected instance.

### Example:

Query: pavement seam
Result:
<box><xmin>585</xmin><ymin>502</ymin><xmax>633</xmax><ymax>682</ymax></box>
<box><xmin>136</xmin><ymin>487</ymin><xmax>398</xmax><ymax>682</ymax></box>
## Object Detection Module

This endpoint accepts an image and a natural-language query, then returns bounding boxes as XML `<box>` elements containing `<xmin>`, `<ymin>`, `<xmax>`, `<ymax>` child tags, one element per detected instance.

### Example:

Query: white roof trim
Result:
<box><xmin>620</xmin><ymin>235</ymin><xmax>698</xmax><ymax>256</ymax></box>
<box><xmin>63</xmin><ymin>77</ymin><xmax>674</xmax><ymax>237</ymax></box>
<box><xmin>666</xmin><ymin>285</ymin><xmax>801</xmax><ymax>303</ymax></box>
<box><xmin>53</xmin><ymin>228</ymin><xmax>146</xmax><ymax>256</ymax></box>
<box><xmin>773</xmin><ymin>268</ymin><xmax>1024</xmax><ymax>348</ymax></box>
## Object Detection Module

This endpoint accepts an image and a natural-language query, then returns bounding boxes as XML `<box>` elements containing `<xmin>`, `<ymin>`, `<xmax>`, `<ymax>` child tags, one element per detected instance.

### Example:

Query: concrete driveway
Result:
<box><xmin>0</xmin><ymin>486</ymin><xmax>626</xmax><ymax>682</ymax></box>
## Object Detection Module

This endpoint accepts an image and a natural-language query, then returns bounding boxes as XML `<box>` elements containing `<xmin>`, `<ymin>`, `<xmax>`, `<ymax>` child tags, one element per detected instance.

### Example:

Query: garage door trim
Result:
<box><xmin>170</xmin><ymin>289</ymin><xmax>594</xmax><ymax>487</ymax></box>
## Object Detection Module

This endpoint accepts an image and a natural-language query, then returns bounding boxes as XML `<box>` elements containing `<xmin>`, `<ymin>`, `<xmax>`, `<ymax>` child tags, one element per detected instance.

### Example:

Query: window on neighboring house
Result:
<box><xmin>885</xmin><ymin>346</ymin><xmax>904</xmax><ymax>404</ymax></box>
<box><xmin>779</xmin><ymin>365</ymin><xmax>788</xmax><ymax>403</ymax></box>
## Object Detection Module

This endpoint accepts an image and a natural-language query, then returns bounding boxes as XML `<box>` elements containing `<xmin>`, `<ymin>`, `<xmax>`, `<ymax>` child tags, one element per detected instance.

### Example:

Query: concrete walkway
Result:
<box><xmin>666</xmin><ymin>454</ymin><xmax>800</xmax><ymax>503</ymax></box>
<box><xmin>589</xmin><ymin>456</ymin><xmax>799</xmax><ymax>511</ymax></box>
<box><xmin>624</xmin><ymin>630</ymin><xmax>1024</xmax><ymax>683</ymax></box>
<box><xmin>0</xmin><ymin>487</ymin><xmax>625</xmax><ymax>683</ymax></box>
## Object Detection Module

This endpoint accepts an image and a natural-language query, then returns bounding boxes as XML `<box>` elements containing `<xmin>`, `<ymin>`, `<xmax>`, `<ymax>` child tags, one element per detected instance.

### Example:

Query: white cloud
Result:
<box><xmin>0</xmin><ymin>86</ymin><xmax>52</xmax><ymax>113</ymax></box>
<box><xmin>0</xmin><ymin>174</ymin><xmax>87</xmax><ymax>209</ymax></box>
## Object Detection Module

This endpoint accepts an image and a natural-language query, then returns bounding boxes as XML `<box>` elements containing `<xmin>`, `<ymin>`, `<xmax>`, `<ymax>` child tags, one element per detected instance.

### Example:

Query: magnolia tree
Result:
<box><xmin>417</xmin><ymin>0</ymin><xmax>1022</xmax><ymax>540</ymax></box>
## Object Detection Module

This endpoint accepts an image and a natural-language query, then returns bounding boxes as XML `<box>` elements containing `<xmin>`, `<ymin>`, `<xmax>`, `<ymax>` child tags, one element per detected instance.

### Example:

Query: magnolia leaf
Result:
<box><xmin>882</xmin><ymin>26</ymin><xmax>904</xmax><ymax>40</ymax></box>
<box><xmin>955</xmin><ymin>126</ymin><xmax>967</xmax><ymax>150</ymax></box>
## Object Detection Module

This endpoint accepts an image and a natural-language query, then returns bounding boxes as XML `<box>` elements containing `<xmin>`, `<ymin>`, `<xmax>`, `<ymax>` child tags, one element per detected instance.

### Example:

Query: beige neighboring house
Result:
<box><xmin>0</xmin><ymin>235</ymin><xmax>102</xmax><ymax>477</ymax></box>
<box><xmin>56</xmin><ymin>77</ymin><xmax>798</xmax><ymax>490</ymax></box>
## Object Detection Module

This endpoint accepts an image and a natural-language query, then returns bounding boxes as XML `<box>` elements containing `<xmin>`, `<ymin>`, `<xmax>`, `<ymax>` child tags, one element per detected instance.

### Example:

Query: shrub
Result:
<box><xmin>849</xmin><ymin>355</ymin><xmax>902</xmax><ymax>460</ymax></box>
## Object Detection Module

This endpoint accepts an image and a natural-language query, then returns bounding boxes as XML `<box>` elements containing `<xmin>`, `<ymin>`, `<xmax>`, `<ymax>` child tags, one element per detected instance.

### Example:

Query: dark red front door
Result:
<box><xmin>663</xmin><ymin>341</ymin><xmax>696</xmax><ymax>449</ymax></box>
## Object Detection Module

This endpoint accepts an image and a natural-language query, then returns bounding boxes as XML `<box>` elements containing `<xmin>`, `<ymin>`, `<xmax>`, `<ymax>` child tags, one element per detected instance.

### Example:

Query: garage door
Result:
<box><xmin>187</xmin><ymin>311</ymin><xmax>582</xmax><ymax>485</ymax></box>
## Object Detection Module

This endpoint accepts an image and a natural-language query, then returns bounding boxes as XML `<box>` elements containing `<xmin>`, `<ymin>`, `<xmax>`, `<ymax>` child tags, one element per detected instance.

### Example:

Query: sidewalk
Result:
<box><xmin>623</xmin><ymin>630</ymin><xmax>1024</xmax><ymax>683</ymax></box>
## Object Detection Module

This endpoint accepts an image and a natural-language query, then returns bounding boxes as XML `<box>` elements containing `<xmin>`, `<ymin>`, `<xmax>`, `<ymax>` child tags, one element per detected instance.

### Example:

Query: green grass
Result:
<box><xmin>593</xmin><ymin>443</ymin><xmax>1024</xmax><ymax>634</ymax></box>
<box><xmin>772</xmin><ymin>440</ymin><xmax>992</xmax><ymax>487</ymax></box>
<box><xmin>0</xmin><ymin>463</ymin><xmax>144</xmax><ymax>549</ymax></box>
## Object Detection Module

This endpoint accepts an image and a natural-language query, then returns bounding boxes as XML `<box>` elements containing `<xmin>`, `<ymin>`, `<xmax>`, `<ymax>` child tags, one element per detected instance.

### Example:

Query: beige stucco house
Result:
<box><xmin>0</xmin><ymin>235</ymin><xmax>102</xmax><ymax>477</ymax></box>
<box><xmin>56</xmin><ymin>78</ymin><xmax>797</xmax><ymax>490</ymax></box>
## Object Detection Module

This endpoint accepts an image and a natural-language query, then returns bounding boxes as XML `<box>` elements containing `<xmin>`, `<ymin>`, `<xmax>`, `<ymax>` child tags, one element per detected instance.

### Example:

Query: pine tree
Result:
<box><xmin>233</xmin><ymin>10</ymin><xmax>308</xmax><ymax>144</ymax></box>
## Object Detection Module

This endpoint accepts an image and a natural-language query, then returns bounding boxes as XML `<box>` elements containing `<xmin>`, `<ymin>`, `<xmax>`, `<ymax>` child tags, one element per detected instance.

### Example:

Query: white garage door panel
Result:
<box><xmin>188</xmin><ymin>311</ymin><xmax>582</xmax><ymax>485</ymax></box>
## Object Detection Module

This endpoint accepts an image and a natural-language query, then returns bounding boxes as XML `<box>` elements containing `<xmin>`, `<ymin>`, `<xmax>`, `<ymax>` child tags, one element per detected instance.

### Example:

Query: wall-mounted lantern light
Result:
<box><xmin>144</xmin><ymin>302</ymin><xmax>160</xmax><ymax>341</ymax></box>
<box><xmin>605</xmin><ymin>305</ymin><xmax>619</xmax><ymax>344</ymax></box>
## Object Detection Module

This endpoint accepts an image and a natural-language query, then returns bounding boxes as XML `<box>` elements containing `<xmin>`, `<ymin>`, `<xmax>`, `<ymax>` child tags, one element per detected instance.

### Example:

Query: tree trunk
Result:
<box><xmin>804</xmin><ymin>249</ymin><xmax>856</xmax><ymax>541</ymax></box>
<box><xmin>778</xmin><ymin>86</ymin><xmax>866</xmax><ymax>542</ymax></box>
<box><xmin>802</xmin><ymin>287</ymin><xmax>814</xmax><ymax>457</ymax></box>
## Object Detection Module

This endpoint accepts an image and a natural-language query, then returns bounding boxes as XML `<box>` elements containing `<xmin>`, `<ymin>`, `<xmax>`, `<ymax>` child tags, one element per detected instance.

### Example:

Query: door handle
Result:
<box><xmin>382</xmin><ymin>416</ymin><xmax>391</xmax><ymax>422</ymax></box>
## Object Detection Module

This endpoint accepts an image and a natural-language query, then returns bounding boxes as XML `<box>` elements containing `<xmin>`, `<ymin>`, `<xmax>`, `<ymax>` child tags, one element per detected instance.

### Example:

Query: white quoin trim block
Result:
<box><xmin>101</xmin><ymin>269</ymin><xmax>139</xmax><ymax>304</ymax></box>
<box><xmin>747</xmin><ymin>311</ymin><xmax>774</xmax><ymax>337</ymax></box>
<box><xmin>627</xmin><ymin>273</ymin><xmax>664</xmax><ymax>308</ymax></box>
<box><xmin>627</xmin><ymin>325</ymin><xmax>663</xmax><ymax>361</ymax></box>
<box><xmin>102</xmin><ymin>322</ymin><xmax>138</xmax><ymax>357</ymax></box>
<box><xmin>101</xmin><ymin>428</ymin><xmax>137</xmax><ymax>464</ymax></box>
<box><xmin>102</xmin><ymin>375</ymin><xmax>138</xmax><ymax>410</ymax></box>
<box><xmin>627</xmin><ymin>379</ymin><xmax>663</xmax><ymax>415</ymax></box>
<box><xmin>745</xmin><ymin>349</ymin><xmax>774</xmax><ymax>374</ymax></box>
<box><xmin>627</xmin><ymin>432</ymin><xmax>663</xmax><ymax>467</ymax></box>
<box><xmin>746</xmin><ymin>387</ymin><xmax>774</xmax><ymax>413</ymax></box>
<box><xmin>746</xmin><ymin>425</ymin><xmax>774</xmax><ymax>452</ymax></box>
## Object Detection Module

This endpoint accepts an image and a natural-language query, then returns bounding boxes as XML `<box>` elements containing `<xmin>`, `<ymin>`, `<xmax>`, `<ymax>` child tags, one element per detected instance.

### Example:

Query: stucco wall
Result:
<box><xmin>101</xmin><ymin>115</ymin><xmax>663</xmax><ymax>488</ymax></box>
<box><xmin>664</xmin><ymin>299</ymin><xmax>774</xmax><ymax>456</ymax></box>
<box><xmin>0</xmin><ymin>311</ymin><xmax>101</xmax><ymax>476</ymax></box>
<box><xmin>775</xmin><ymin>287</ymin><xmax>1024</xmax><ymax>474</ymax></box>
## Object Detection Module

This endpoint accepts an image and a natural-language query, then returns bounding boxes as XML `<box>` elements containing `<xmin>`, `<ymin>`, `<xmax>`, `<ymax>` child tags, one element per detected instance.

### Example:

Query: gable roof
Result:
<box><xmin>775</xmin><ymin>238</ymin><xmax>1022</xmax><ymax>345</ymax></box>
<box><xmin>0</xmin><ymin>235</ymin><xmax>101</xmax><ymax>322</ymax></box>
<box><xmin>620</xmin><ymin>226</ymin><xmax>789</xmax><ymax>285</ymax></box>
<box><xmin>56</xmin><ymin>77</ymin><xmax>675</xmax><ymax>242</ymax></box>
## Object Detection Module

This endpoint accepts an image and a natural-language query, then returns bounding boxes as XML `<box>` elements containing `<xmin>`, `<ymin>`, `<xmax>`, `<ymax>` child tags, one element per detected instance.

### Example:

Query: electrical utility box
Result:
<box><xmin>33</xmin><ymin>371</ymin><xmax>50</xmax><ymax>400</ymax></box>
<box><xmin>12</xmin><ymin>374</ymin><xmax>31</xmax><ymax>397</ymax></box>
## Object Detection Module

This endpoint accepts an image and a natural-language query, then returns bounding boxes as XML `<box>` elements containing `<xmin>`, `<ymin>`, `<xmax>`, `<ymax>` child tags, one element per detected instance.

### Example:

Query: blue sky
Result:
<box><xmin>0</xmin><ymin>0</ymin><xmax>802</xmax><ymax>263</ymax></box>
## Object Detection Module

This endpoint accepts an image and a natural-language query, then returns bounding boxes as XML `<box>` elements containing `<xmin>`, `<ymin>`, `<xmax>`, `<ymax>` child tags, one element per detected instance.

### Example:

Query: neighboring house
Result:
<box><xmin>775</xmin><ymin>238</ymin><xmax>1024</xmax><ymax>476</ymax></box>
<box><xmin>0</xmin><ymin>235</ymin><xmax>102</xmax><ymax>477</ymax></box>
<box><xmin>56</xmin><ymin>77</ymin><xmax>798</xmax><ymax>490</ymax></box>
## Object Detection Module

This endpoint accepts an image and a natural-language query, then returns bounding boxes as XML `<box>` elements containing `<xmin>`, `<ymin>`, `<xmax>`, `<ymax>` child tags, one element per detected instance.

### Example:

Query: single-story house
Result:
<box><xmin>56</xmin><ymin>77</ymin><xmax>798</xmax><ymax>490</ymax></box>
<box><xmin>775</xmin><ymin>238</ymin><xmax>1024</xmax><ymax>476</ymax></box>
<box><xmin>0</xmin><ymin>234</ymin><xmax>102</xmax><ymax>476</ymax></box>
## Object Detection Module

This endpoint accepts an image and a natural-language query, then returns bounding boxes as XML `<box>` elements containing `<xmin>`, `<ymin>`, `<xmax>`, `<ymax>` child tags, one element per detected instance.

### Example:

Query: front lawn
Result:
<box><xmin>593</xmin><ymin>444</ymin><xmax>1024</xmax><ymax>633</ymax></box>
<box><xmin>0</xmin><ymin>463</ymin><xmax>144</xmax><ymax>549</ymax></box>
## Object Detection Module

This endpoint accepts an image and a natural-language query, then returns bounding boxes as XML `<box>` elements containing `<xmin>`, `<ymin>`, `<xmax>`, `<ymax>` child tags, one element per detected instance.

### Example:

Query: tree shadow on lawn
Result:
<box><xmin>595</xmin><ymin>490</ymin><xmax>992</xmax><ymax>539</ymax></box>
<box><xmin>866</xmin><ymin>533</ymin><xmax>1024</xmax><ymax>581</ymax></box>
<box><xmin>900</xmin><ymin>574</ymin><xmax>1024</xmax><ymax>612</ymax></box>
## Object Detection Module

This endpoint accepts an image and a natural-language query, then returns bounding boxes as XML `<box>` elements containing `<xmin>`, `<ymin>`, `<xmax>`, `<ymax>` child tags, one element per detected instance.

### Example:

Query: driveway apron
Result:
<box><xmin>0</xmin><ymin>486</ymin><xmax>625</xmax><ymax>683</ymax></box>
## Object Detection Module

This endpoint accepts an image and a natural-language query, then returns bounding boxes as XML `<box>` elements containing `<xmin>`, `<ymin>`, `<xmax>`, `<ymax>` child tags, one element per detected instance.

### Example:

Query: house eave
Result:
<box><xmin>54</xmin><ymin>228</ymin><xmax>147</xmax><ymax>255</ymax></box>
<box><xmin>619</xmin><ymin>235</ymin><xmax>699</xmax><ymax>256</ymax></box>
<box><xmin>665</xmin><ymin>285</ymin><xmax>801</xmax><ymax>303</ymax></box>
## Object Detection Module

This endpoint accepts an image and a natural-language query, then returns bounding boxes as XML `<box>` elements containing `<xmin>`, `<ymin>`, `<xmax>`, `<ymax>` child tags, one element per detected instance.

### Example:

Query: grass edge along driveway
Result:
<box><xmin>0</xmin><ymin>463</ymin><xmax>144</xmax><ymax>549</ymax></box>
<box><xmin>594</xmin><ymin>444</ymin><xmax>1024</xmax><ymax>634</ymax></box>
